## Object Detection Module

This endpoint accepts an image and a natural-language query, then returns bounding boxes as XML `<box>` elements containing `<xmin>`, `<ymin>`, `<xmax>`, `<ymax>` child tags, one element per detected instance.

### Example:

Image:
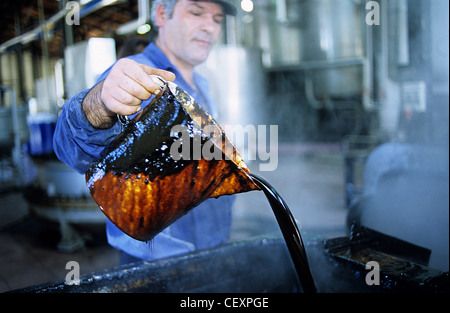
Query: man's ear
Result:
<box><xmin>155</xmin><ymin>4</ymin><xmax>168</xmax><ymax>28</ymax></box>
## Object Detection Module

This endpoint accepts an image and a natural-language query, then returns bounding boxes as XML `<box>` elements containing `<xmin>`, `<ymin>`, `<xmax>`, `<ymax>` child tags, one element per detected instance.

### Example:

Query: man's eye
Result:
<box><xmin>189</xmin><ymin>10</ymin><xmax>202</xmax><ymax>16</ymax></box>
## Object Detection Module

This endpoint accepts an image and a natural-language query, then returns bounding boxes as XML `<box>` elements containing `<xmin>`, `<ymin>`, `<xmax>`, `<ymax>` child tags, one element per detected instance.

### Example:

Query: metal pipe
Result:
<box><xmin>0</xmin><ymin>85</ymin><xmax>23</xmax><ymax>187</ymax></box>
<box><xmin>267</xmin><ymin>57</ymin><xmax>366</xmax><ymax>72</ymax></box>
<box><xmin>116</xmin><ymin>0</ymin><xmax>150</xmax><ymax>35</ymax></box>
<box><xmin>0</xmin><ymin>0</ymin><xmax>122</xmax><ymax>54</ymax></box>
<box><xmin>38</xmin><ymin>0</ymin><xmax>52</xmax><ymax>108</ymax></box>
<box><xmin>276</xmin><ymin>0</ymin><xmax>288</xmax><ymax>23</ymax></box>
<box><xmin>397</xmin><ymin>0</ymin><xmax>410</xmax><ymax>66</ymax></box>
<box><xmin>0</xmin><ymin>9</ymin><xmax>68</xmax><ymax>54</ymax></box>
<box><xmin>304</xmin><ymin>70</ymin><xmax>324</xmax><ymax>109</ymax></box>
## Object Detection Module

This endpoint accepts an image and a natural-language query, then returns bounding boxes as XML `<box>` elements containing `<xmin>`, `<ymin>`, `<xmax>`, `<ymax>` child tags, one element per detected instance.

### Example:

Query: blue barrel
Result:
<box><xmin>27</xmin><ymin>113</ymin><xmax>57</xmax><ymax>156</ymax></box>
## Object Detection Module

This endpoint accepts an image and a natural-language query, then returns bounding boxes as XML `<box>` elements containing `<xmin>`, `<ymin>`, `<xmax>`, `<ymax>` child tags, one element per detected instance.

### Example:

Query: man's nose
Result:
<box><xmin>200</xmin><ymin>14</ymin><xmax>218</xmax><ymax>33</ymax></box>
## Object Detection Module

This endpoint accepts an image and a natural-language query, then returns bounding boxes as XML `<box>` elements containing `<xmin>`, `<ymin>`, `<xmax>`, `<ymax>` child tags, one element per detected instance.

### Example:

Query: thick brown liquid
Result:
<box><xmin>249</xmin><ymin>173</ymin><xmax>317</xmax><ymax>293</ymax></box>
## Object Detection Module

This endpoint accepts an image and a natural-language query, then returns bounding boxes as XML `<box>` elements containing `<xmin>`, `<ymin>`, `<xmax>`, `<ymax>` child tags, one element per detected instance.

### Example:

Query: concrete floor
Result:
<box><xmin>0</xmin><ymin>142</ymin><xmax>347</xmax><ymax>292</ymax></box>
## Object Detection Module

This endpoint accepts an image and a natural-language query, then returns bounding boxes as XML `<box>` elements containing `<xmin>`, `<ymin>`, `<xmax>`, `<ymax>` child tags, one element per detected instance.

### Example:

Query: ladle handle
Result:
<box><xmin>117</xmin><ymin>76</ymin><xmax>168</xmax><ymax>127</ymax></box>
<box><xmin>149</xmin><ymin>75</ymin><xmax>168</xmax><ymax>91</ymax></box>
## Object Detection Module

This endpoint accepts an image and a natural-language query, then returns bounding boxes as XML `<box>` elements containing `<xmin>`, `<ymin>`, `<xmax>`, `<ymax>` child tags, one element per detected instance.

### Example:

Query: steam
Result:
<box><xmin>356</xmin><ymin>144</ymin><xmax>449</xmax><ymax>271</ymax></box>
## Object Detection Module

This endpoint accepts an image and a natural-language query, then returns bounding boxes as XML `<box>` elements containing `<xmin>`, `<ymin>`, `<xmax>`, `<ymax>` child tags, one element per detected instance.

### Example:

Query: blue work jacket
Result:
<box><xmin>53</xmin><ymin>42</ymin><xmax>233</xmax><ymax>261</ymax></box>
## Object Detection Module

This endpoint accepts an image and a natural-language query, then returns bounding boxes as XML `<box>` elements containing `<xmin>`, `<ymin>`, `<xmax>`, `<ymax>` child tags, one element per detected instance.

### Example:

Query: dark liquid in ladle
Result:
<box><xmin>249</xmin><ymin>173</ymin><xmax>317</xmax><ymax>293</ymax></box>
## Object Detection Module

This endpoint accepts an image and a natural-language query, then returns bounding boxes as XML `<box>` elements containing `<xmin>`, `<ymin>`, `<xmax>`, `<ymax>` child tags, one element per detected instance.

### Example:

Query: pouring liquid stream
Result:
<box><xmin>249</xmin><ymin>173</ymin><xmax>317</xmax><ymax>293</ymax></box>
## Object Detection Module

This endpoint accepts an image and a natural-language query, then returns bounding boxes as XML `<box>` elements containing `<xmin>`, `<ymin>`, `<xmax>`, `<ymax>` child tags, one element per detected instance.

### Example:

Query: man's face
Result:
<box><xmin>158</xmin><ymin>0</ymin><xmax>224</xmax><ymax>67</ymax></box>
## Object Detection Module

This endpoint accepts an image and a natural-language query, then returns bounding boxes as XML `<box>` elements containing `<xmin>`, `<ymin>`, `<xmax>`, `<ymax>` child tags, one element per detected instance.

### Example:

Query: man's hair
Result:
<box><xmin>150</xmin><ymin>0</ymin><xmax>179</xmax><ymax>31</ymax></box>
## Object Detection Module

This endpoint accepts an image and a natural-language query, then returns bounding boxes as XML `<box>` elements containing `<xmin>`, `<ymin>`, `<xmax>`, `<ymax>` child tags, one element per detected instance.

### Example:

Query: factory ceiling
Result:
<box><xmin>0</xmin><ymin>0</ymin><xmax>141</xmax><ymax>58</ymax></box>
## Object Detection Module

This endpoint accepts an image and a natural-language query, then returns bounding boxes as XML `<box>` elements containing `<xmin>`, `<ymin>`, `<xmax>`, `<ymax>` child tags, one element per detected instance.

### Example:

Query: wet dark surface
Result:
<box><xmin>12</xmin><ymin>236</ymin><xmax>300</xmax><ymax>293</ymax></box>
<box><xmin>10</xmin><ymin>225</ymin><xmax>448</xmax><ymax>293</ymax></box>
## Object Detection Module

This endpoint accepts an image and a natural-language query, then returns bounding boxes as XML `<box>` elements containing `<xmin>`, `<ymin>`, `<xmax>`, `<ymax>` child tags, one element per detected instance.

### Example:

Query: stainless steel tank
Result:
<box><xmin>196</xmin><ymin>45</ymin><xmax>267</xmax><ymax>163</ymax></box>
<box><xmin>254</xmin><ymin>0</ymin><xmax>365</xmax><ymax>99</ymax></box>
<box><xmin>26</xmin><ymin>160</ymin><xmax>105</xmax><ymax>253</ymax></box>
<box><xmin>300</xmin><ymin>0</ymin><xmax>365</xmax><ymax>98</ymax></box>
<box><xmin>300</xmin><ymin>0</ymin><xmax>364</xmax><ymax>61</ymax></box>
<box><xmin>252</xmin><ymin>0</ymin><xmax>304</xmax><ymax>66</ymax></box>
<box><xmin>198</xmin><ymin>45</ymin><xmax>266</xmax><ymax>126</ymax></box>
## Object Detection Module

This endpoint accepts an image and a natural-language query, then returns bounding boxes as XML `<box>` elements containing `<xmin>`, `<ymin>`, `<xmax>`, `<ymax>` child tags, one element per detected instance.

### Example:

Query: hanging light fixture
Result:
<box><xmin>241</xmin><ymin>0</ymin><xmax>254</xmax><ymax>13</ymax></box>
<box><xmin>137</xmin><ymin>23</ymin><xmax>151</xmax><ymax>35</ymax></box>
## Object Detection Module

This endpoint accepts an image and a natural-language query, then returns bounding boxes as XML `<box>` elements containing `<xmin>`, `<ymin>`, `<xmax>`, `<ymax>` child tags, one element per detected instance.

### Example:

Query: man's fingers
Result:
<box><xmin>107</xmin><ymin>96</ymin><xmax>141</xmax><ymax>116</ymax></box>
<box><xmin>139</xmin><ymin>64</ymin><xmax>176</xmax><ymax>82</ymax></box>
<box><xmin>118</xmin><ymin>77</ymin><xmax>152</xmax><ymax>101</ymax></box>
<box><xmin>114</xmin><ymin>86</ymin><xmax>142</xmax><ymax>107</ymax></box>
<box><xmin>123</xmin><ymin>63</ymin><xmax>174</xmax><ymax>96</ymax></box>
<box><xmin>102</xmin><ymin>78</ymin><xmax>142</xmax><ymax>115</ymax></box>
<box><xmin>101</xmin><ymin>59</ymin><xmax>177</xmax><ymax>116</ymax></box>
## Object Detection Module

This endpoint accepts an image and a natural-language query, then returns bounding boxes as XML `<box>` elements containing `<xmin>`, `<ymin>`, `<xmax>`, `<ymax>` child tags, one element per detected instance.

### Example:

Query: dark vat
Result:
<box><xmin>12</xmin><ymin>236</ymin><xmax>300</xmax><ymax>293</ymax></box>
<box><xmin>9</xmin><ymin>228</ymin><xmax>448</xmax><ymax>293</ymax></box>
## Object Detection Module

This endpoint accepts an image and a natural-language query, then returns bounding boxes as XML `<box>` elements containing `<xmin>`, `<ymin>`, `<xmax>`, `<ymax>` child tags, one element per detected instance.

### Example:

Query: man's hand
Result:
<box><xmin>101</xmin><ymin>58</ymin><xmax>175</xmax><ymax>115</ymax></box>
<box><xmin>82</xmin><ymin>59</ymin><xmax>176</xmax><ymax>128</ymax></box>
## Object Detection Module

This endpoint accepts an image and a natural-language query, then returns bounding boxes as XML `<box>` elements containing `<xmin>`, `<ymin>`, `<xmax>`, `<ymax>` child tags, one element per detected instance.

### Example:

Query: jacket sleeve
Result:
<box><xmin>53</xmin><ymin>88</ymin><xmax>122</xmax><ymax>174</ymax></box>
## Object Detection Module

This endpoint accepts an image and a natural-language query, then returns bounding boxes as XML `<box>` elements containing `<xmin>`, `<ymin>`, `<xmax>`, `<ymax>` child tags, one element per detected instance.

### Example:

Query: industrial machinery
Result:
<box><xmin>23</xmin><ymin>38</ymin><xmax>116</xmax><ymax>253</ymax></box>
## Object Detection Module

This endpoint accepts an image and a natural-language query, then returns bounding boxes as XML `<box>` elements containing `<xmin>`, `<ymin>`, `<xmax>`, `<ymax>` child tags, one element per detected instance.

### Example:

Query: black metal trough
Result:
<box><xmin>12</xmin><ymin>236</ymin><xmax>300</xmax><ymax>293</ymax></box>
<box><xmin>10</xmin><ymin>227</ymin><xmax>448</xmax><ymax>293</ymax></box>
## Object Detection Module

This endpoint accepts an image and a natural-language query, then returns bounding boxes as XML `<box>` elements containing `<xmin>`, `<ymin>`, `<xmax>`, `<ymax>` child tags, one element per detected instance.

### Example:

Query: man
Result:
<box><xmin>53</xmin><ymin>0</ymin><xmax>237</xmax><ymax>264</ymax></box>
